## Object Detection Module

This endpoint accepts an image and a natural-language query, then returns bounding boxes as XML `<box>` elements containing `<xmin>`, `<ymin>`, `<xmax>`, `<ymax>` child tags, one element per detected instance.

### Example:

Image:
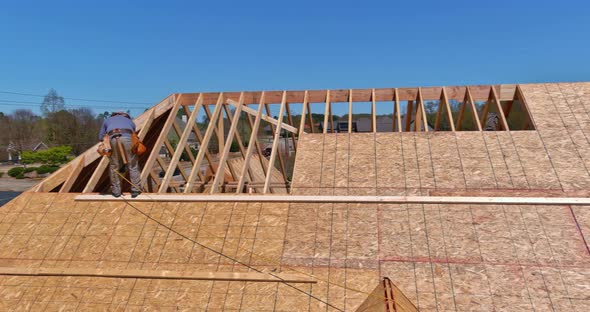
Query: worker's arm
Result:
<box><xmin>98</xmin><ymin>119</ymin><xmax>109</xmax><ymax>140</ymax></box>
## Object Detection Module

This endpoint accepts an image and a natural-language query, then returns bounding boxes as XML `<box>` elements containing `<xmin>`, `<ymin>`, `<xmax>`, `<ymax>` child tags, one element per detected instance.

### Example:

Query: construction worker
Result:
<box><xmin>98</xmin><ymin>111</ymin><xmax>141</xmax><ymax>198</ymax></box>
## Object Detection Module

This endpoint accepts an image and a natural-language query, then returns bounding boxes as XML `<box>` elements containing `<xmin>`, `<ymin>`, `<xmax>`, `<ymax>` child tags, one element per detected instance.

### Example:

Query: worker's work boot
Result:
<box><xmin>131</xmin><ymin>191</ymin><xmax>141</xmax><ymax>198</ymax></box>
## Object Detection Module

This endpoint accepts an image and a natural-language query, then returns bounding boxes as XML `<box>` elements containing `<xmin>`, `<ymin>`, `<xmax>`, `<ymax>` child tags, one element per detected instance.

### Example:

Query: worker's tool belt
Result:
<box><xmin>132</xmin><ymin>132</ymin><xmax>147</xmax><ymax>156</ymax></box>
<box><xmin>108</xmin><ymin>128</ymin><xmax>133</xmax><ymax>136</ymax></box>
<box><xmin>97</xmin><ymin>135</ymin><xmax>112</xmax><ymax>157</ymax></box>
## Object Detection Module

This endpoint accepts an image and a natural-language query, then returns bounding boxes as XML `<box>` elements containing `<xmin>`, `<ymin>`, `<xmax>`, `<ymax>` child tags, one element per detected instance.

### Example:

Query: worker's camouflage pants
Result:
<box><xmin>109</xmin><ymin>135</ymin><xmax>141</xmax><ymax>194</ymax></box>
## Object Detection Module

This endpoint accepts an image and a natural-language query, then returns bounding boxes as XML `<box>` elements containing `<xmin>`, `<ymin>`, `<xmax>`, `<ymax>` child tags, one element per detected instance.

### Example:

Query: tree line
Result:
<box><xmin>0</xmin><ymin>89</ymin><xmax>115</xmax><ymax>159</ymax></box>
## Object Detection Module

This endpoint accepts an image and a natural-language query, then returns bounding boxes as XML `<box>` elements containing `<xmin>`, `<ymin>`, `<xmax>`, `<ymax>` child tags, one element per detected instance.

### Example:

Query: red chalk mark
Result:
<box><xmin>279</xmin><ymin>255</ymin><xmax>590</xmax><ymax>269</ymax></box>
<box><xmin>378</xmin><ymin>256</ymin><xmax>590</xmax><ymax>269</ymax></box>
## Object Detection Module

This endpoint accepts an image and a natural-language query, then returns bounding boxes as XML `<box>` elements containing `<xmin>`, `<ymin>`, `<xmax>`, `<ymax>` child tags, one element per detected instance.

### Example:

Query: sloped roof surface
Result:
<box><xmin>1</xmin><ymin>82</ymin><xmax>590</xmax><ymax>311</ymax></box>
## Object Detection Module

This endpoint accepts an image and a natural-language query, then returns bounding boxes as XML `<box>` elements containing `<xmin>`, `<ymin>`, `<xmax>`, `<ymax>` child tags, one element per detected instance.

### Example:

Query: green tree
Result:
<box><xmin>97</xmin><ymin>111</ymin><xmax>111</xmax><ymax>120</ymax></box>
<box><xmin>21</xmin><ymin>146</ymin><xmax>72</xmax><ymax>166</ymax></box>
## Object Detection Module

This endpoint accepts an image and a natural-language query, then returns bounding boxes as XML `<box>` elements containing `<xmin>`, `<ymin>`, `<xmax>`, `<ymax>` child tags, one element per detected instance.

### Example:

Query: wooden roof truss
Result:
<box><xmin>33</xmin><ymin>84</ymin><xmax>534</xmax><ymax>194</ymax></box>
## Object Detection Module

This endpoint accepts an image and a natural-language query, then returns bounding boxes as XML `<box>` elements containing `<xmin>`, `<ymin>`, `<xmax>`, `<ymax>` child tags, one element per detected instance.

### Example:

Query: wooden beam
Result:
<box><xmin>181</xmin><ymin>105</ymin><xmax>217</xmax><ymax>175</ymax></box>
<box><xmin>371</xmin><ymin>89</ymin><xmax>377</xmax><ymax>133</ymax></box>
<box><xmin>490</xmin><ymin>86</ymin><xmax>509</xmax><ymax>131</ymax></box>
<box><xmin>82</xmin><ymin>157</ymin><xmax>109</xmax><ymax>193</ymax></box>
<box><xmin>298</xmin><ymin>91</ymin><xmax>309</xmax><ymax>138</ymax></box>
<box><xmin>466</xmin><ymin>86</ymin><xmax>483</xmax><ymax>131</ymax></box>
<box><xmin>153</xmin><ymin>156</ymin><xmax>181</xmax><ymax>193</ymax></box>
<box><xmin>348</xmin><ymin>89</ymin><xmax>353</xmax><ymax>133</ymax></box>
<box><xmin>515</xmin><ymin>84</ymin><xmax>535</xmax><ymax>130</ymax></box>
<box><xmin>323</xmin><ymin>90</ymin><xmax>330</xmax><ymax>134</ymax></box>
<box><xmin>416</xmin><ymin>98</ymin><xmax>423</xmax><ymax>131</ymax></box>
<box><xmin>263</xmin><ymin>91</ymin><xmax>287</xmax><ymax>193</ymax></box>
<box><xmin>434</xmin><ymin>91</ymin><xmax>444</xmax><ymax>131</ymax></box>
<box><xmin>226</xmin><ymin>99</ymin><xmax>297</xmax><ymax>133</ymax></box>
<box><xmin>137</xmin><ymin>109</ymin><xmax>156</xmax><ymax>140</ymax></box>
<box><xmin>227</xmin><ymin>181</ymin><xmax>295</xmax><ymax>187</ymax></box>
<box><xmin>221</xmin><ymin>102</ymin><xmax>248</xmax><ymax>182</ymax></box>
<box><xmin>59</xmin><ymin>154</ymin><xmax>85</xmax><ymax>193</ymax></box>
<box><xmin>244</xmin><ymin>104</ymin><xmax>269</xmax><ymax>188</ymax></box>
<box><xmin>328</xmin><ymin>99</ymin><xmax>334</xmax><ymax>134</ymax></box>
<box><xmin>155</xmin><ymin>157</ymin><xmax>169</xmax><ymax>177</ymax></box>
<box><xmin>148</xmin><ymin>171</ymin><xmax>161</xmax><ymax>192</ymax></box>
<box><xmin>140</xmin><ymin>95</ymin><xmax>183</xmax><ymax>185</ymax></box>
<box><xmin>211</xmin><ymin>93</ymin><xmax>244</xmax><ymax>193</ymax></box>
<box><xmin>158</xmin><ymin>146</ymin><xmax>185</xmax><ymax>192</ymax></box>
<box><xmin>264</xmin><ymin>102</ymin><xmax>288</xmax><ymax>184</ymax></box>
<box><xmin>419</xmin><ymin>88</ymin><xmax>428</xmax><ymax>132</ymax></box>
<box><xmin>455</xmin><ymin>91</ymin><xmax>468</xmax><ymax>131</ymax></box>
<box><xmin>393</xmin><ymin>88</ymin><xmax>402</xmax><ymax>132</ymax></box>
<box><xmin>413</xmin><ymin>89</ymin><xmax>424</xmax><ymax>132</ymax></box>
<box><xmin>159</xmin><ymin>94</ymin><xmax>203</xmax><ymax>193</ymax></box>
<box><xmin>285</xmin><ymin>102</ymin><xmax>297</xmax><ymax>152</ymax></box>
<box><xmin>172</xmin><ymin>121</ymin><xmax>196</xmax><ymax>164</ymax></box>
<box><xmin>237</xmin><ymin>93</ymin><xmax>266</xmax><ymax>193</ymax></box>
<box><xmin>203</xmin><ymin>105</ymin><xmax>225</xmax><ymax>156</ymax></box>
<box><xmin>217</xmin><ymin>105</ymin><xmax>225</xmax><ymax>153</ymax></box>
<box><xmin>77</xmin><ymin>194</ymin><xmax>590</xmax><ymax>206</ymax></box>
<box><xmin>479</xmin><ymin>90</ymin><xmax>492</xmax><ymax>128</ymax></box>
<box><xmin>384</xmin><ymin>279</ymin><xmax>399</xmax><ymax>312</ymax></box>
<box><xmin>441</xmin><ymin>87</ymin><xmax>456</xmax><ymax>132</ymax></box>
<box><xmin>0</xmin><ymin>267</ymin><xmax>315</xmax><ymax>283</ymax></box>
<box><xmin>306</xmin><ymin>101</ymin><xmax>315</xmax><ymax>133</ymax></box>
<box><xmin>405</xmin><ymin>100</ymin><xmax>413</xmax><ymax>132</ymax></box>
<box><xmin>178</xmin><ymin>85</ymin><xmax>512</xmax><ymax>105</ymax></box>
<box><xmin>185</xmin><ymin>93</ymin><xmax>224</xmax><ymax>193</ymax></box>
<box><xmin>163</xmin><ymin>139</ymin><xmax>190</xmax><ymax>182</ymax></box>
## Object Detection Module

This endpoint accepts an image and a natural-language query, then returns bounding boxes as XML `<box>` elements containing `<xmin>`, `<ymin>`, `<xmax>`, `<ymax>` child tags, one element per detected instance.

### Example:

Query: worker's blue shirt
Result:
<box><xmin>98</xmin><ymin>115</ymin><xmax>136</xmax><ymax>140</ymax></box>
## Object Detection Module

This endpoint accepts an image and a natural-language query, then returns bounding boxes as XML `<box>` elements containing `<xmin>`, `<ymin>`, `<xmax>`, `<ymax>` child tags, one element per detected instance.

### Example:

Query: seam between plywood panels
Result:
<box><xmin>550</xmin><ymin>83</ymin><xmax>590</xmax><ymax>187</ymax></box>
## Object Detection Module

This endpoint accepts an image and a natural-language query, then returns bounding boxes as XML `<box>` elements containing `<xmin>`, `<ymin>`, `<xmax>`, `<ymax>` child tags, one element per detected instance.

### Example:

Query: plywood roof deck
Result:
<box><xmin>1</xmin><ymin>82</ymin><xmax>590</xmax><ymax>311</ymax></box>
<box><xmin>285</xmin><ymin>82</ymin><xmax>590</xmax><ymax>310</ymax></box>
<box><xmin>289</xmin><ymin>133</ymin><xmax>590</xmax><ymax>311</ymax></box>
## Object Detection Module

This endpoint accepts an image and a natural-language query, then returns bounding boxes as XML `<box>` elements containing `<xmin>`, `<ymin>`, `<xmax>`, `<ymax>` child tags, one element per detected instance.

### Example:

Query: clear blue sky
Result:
<box><xmin>0</xmin><ymin>0</ymin><xmax>589</xmax><ymax>117</ymax></box>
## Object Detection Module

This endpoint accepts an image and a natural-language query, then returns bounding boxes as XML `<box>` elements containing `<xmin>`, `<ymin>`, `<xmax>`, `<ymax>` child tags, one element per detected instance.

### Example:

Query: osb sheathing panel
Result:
<box><xmin>284</xmin><ymin>83</ymin><xmax>590</xmax><ymax>310</ymax></box>
<box><xmin>286</xmin><ymin>197</ymin><xmax>590</xmax><ymax>309</ymax></box>
<box><xmin>292</xmin><ymin>128</ymin><xmax>590</xmax><ymax>194</ymax></box>
<box><xmin>0</xmin><ymin>192</ymin><xmax>383</xmax><ymax>310</ymax></box>
<box><xmin>2</xmin><ymin>196</ymin><xmax>590</xmax><ymax>309</ymax></box>
<box><xmin>282</xmin><ymin>200</ymin><xmax>590</xmax><ymax>310</ymax></box>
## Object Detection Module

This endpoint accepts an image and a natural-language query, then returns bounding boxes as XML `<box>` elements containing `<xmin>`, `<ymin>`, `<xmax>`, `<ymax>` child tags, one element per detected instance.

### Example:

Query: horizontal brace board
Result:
<box><xmin>75</xmin><ymin>194</ymin><xmax>590</xmax><ymax>206</ymax></box>
<box><xmin>177</xmin><ymin>85</ymin><xmax>512</xmax><ymax>105</ymax></box>
<box><xmin>226</xmin><ymin>99</ymin><xmax>297</xmax><ymax>133</ymax></box>
<box><xmin>0</xmin><ymin>267</ymin><xmax>316</xmax><ymax>283</ymax></box>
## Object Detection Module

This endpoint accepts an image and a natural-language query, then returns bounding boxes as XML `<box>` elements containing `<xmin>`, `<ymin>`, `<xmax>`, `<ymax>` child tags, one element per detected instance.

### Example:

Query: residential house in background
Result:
<box><xmin>3</xmin><ymin>141</ymin><xmax>49</xmax><ymax>163</ymax></box>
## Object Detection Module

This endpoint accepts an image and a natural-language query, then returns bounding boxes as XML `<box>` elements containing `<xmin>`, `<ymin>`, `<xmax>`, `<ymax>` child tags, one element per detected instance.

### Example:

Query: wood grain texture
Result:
<box><xmin>0</xmin><ymin>267</ymin><xmax>315</xmax><ymax>283</ymax></box>
<box><xmin>75</xmin><ymin>194</ymin><xmax>590</xmax><ymax>205</ymax></box>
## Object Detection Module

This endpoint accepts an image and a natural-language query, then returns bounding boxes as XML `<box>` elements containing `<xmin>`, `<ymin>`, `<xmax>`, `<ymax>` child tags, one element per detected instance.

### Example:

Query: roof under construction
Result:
<box><xmin>1</xmin><ymin>82</ymin><xmax>590</xmax><ymax>311</ymax></box>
